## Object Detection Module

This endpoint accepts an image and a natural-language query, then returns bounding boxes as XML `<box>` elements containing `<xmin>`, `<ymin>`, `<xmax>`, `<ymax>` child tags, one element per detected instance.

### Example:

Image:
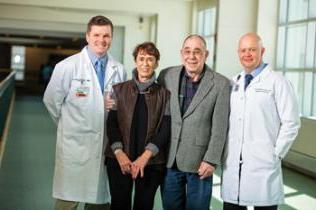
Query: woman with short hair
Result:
<box><xmin>105</xmin><ymin>42</ymin><xmax>170</xmax><ymax>210</ymax></box>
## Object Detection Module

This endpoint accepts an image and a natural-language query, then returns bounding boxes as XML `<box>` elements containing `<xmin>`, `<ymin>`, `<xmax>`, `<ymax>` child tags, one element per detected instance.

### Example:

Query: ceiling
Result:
<box><xmin>0</xmin><ymin>28</ymin><xmax>85</xmax><ymax>49</ymax></box>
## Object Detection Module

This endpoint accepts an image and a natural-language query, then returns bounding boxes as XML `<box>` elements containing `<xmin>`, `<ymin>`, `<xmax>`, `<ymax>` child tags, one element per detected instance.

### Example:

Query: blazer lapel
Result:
<box><xmin>170</xmin><ymin>67</ymin><xmax>183</xmax><ymax>122</ymax></box>
<box><xmin>183</xmin><ymin>68</ymin><xmax>214</xmax><ymax>119</ymax></box>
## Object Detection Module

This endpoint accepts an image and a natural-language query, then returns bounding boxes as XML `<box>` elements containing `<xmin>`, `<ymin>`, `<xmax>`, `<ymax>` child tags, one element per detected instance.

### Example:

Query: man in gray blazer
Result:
<box><xmin>158</xmin><ymin>34</ymin><xmax>230</xmax><ymax>210</ymax></box>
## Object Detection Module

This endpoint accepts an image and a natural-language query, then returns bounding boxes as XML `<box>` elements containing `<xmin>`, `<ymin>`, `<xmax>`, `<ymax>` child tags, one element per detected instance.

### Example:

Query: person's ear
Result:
<box><xmin>261</xmin><ymin>47</ymin><xmax>266</xmax><ymax>56</ymax></box>
<box><xmin>205</xmin><ymin>50</ymin><xmax>209</xmax><ymax>59</ymax></box>
<box><xmin>85</xmin><ymin>33</ymin><xmax>89</xmax><ymax>43</ymax></box>
<box><xmin>155</xmin><ymin>61</ymin><xmax>159</xmax><ymax>69</ymax></box>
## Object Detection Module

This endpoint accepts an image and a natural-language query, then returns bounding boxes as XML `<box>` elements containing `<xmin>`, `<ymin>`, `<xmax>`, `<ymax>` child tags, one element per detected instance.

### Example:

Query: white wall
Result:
<box><xmin>216</xmin><ymin>0</ymin><xmax>258</xmax><ymax>78</ymax></box>
<box><xmin>155</xmin><ymin>6</ymin><xmax>192</xmax><ymax>70</ymax></box>
<box><xmin>257</xmin><ymin>0</ymin><xmax>279</xmax><ymax>68</ymax></box>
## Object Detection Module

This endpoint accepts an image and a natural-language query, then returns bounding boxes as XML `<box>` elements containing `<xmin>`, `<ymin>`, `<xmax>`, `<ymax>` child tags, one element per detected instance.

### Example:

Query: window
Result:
<box><xmin>277</xmin><ymin>0</ymin><xmax>316</xmax><ymax>116</ymax></box>
<box><xmin>11</xmin><ymin>46</ymin><xmax>25</xmax><ymax>81</ymax></box>
<box><xmin>197</xmin><ymin>8</ymin><xmax>217</xmax><ymax>69</ymax></box>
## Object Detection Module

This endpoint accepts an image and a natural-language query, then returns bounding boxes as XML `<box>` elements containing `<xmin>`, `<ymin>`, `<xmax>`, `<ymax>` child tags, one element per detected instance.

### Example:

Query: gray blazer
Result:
<box><xmin>158</xmin><ymin>65</ymin><xmax>230</xmax><ymax>173</ymax></box>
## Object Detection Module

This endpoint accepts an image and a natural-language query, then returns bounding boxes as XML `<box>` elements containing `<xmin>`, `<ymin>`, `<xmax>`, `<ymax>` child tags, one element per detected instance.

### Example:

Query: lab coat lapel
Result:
<box><xmin>247</xmin><ymin>65</ymin><xmax>271</xmax><ymax>89</ymax></box>
<box><xmin>82</xmin><ymin>48</ymin><xmax>96</xmax><ymax>82</ymax></box>
<box><xmin>104</xmin><ymin>55</ymin><xmax>119</xmax><ymax>91</ymax></box>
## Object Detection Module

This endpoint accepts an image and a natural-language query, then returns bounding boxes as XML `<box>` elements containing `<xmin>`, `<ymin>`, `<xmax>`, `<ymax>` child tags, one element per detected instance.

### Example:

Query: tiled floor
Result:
<box><xmin>0</xmin><ymin>96</ymin><xmax>315</xmax><ymax>210</ymax></box>
<box><xmin>0</xmin><ymin>96</ymin><xmax>56</xmax><ymax>210</ymax></box>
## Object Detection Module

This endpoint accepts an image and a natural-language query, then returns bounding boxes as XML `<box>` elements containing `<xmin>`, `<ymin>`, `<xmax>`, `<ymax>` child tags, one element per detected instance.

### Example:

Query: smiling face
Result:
<box><xmin>181</xmin><ymin>36</ymin><xmax>208</xmax><ymax>79</ymax></box>
<box><xmin>135</xmin><ymin>50</ymin><xmax>158</xmax><ymax>82</ymax></box>
<box><xmin>86</xmin><ymin>25</ymin><xmax>112</xmax><ymax>56</ymax></box>
<box><xmin>238</xmin><ymin>34</ymin><xmax>265</xmax><ymax>73</ymax></box>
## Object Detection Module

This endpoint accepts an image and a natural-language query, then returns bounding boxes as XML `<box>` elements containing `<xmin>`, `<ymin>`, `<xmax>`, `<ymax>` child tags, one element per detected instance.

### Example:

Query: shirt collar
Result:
<box><xmin>183</xmin><ymin>65</ymin><xmax>206</xmax><ymax>83</ymax></box>
<box><xmin>86</xmin><ymin>45</ymin><xmax>108</xmax><ymax>66</ymax></box>
<box><xmin>244</xmin><ymin>62</ymin><xmax>267</xmax><ymax>78</ymax></box>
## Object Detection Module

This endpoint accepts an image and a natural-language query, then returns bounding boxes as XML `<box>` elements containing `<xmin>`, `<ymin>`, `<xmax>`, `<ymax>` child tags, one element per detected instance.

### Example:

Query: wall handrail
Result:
<box><xmin>0</xmin><ymin>71</ymin><xmax>15</xmax><ymax>94</ymax></box>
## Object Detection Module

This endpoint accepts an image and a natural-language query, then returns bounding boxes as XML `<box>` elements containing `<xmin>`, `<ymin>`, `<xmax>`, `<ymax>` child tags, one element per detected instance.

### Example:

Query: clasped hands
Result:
<box><xmin>115</xmin><ymin>149</ymin><xmax>153</xmax><ymax>179</ymax></box>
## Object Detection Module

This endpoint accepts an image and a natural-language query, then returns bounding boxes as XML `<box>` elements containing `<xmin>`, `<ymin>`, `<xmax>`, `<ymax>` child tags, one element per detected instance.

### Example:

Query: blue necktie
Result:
<box><xmin>244</xmin><ymin>74</ymin><xmax>253</xmax><ymax>90</ymax></box>
<box><xmin>95</xmin><ymin>59</ymin><xmax>105</xmax><ymax>93</ymax></box>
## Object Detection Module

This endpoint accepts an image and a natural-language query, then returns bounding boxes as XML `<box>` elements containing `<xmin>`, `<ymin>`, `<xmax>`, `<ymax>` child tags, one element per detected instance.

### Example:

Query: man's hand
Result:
<box><xmin>197</xmin><ymin>161</ymin><xmax>216</xmax><ymax>179</ymax></box>
<box><xmin>115</xmin><ymin>149</ymin><xmax>132</xmax><ymax>175</ymax></box>
<box><xmin>104</xmin><ymin>92</ymin><xmax>116</xmax><ymax>111</ymax></box>
<box><xmin>131</xmin><ymin>150</ymin><xmax>152</xmax><ymax>179</ymax></box>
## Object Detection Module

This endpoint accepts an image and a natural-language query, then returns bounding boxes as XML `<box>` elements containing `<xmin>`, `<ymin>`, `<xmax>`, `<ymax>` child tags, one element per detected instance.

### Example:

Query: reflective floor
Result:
<box><xmin>210</xmin><ymin>168</ymin><xmax>316</xmax><ymax>210</ymax></box>
<box><xmin>0</xmin><ymin>96</ymin><xmax>315</xmax><ymax>210</ymax></box>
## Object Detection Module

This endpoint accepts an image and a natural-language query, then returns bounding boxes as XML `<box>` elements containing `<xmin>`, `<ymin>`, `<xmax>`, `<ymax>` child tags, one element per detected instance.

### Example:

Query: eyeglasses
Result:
<box><xmin>182</xmin><ymin>49</ymin><xmax>204</xmax><ymax>56</ymax></box>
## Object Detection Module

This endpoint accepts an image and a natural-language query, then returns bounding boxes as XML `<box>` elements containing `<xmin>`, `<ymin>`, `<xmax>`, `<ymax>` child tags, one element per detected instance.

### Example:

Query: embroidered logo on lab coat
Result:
<box><xmin>75</xmin><ymin>86</ymin><xmax>90</xmax><ymax>97</ymax></box>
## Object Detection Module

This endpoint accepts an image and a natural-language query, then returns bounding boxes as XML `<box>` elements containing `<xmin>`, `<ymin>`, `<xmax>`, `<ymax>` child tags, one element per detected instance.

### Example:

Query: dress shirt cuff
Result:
<box><xmin>145</xmin><ymin>143</ymin><xmax>159</xmax><ymax>157</ymax></box>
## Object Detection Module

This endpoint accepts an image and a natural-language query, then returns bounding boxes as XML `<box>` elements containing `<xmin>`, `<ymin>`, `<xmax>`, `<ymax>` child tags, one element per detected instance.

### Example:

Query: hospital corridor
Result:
<box><xmin>1</xmin><ymin>0</ymin><xmax>316</xmax><ymax>209</ymax></box>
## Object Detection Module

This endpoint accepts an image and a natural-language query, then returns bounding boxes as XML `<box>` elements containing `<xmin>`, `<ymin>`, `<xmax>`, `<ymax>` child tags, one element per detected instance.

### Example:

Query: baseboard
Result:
<box><xmin>283</xmin><ymin>150</ymin><xmax>316</xmax><ymax>179</ymax></box>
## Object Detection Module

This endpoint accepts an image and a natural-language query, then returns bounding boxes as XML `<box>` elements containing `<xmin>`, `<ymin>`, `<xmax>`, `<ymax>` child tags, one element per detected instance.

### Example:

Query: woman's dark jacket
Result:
<box><xmin>105</xmin><ymin>79</ymin><xmax>170</xmax><ymax>165</ymax></box>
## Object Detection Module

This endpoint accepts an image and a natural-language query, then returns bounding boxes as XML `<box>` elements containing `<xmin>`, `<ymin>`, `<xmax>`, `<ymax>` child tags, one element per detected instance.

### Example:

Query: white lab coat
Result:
<box><xmin>221</xmin><ymin>65</ymin><xmax>300</xmax><ymax>206</ymax></box>
<box><xmin>43</xmin><ymin>47</ymin><xmax>126</xmax><ymax>203</ymax></box>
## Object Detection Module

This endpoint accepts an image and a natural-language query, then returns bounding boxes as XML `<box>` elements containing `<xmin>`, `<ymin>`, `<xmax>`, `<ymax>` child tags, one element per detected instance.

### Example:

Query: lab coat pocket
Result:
<box><xmin>249</xmin><ymin>141</ymin><xmax>278</xmax><ymax>168</ymax></box>
<box><xmin>253</xmin><ymin>88</ymin><xmax>274</xmax><ymax>109</ymax></box>
<box><xmin>63</xmin><ymin>133</ymin><xmax>91</xmax><ymax>165</ymax></box>
<box><xmin>223</xmin><ymin>138</ymin><xmax>240</xmax><ymax>167</ymax></box>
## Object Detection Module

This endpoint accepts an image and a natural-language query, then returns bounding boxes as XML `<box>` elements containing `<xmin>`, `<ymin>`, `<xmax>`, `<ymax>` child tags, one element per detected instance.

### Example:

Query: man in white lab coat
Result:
<box><xmin>221</xmin><ymin>33</ymin><xmax>300</xmax><ymax>210</ymax></box>
<box><xmin>43</xmin><ymin>15</ymin><xmax>126</xmax><ymax>210</ymax></box>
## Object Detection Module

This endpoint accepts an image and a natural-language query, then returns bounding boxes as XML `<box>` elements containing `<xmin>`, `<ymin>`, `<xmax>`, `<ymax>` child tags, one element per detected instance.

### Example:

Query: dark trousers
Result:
<box><xmin>223</xmin><ymin>202</ymin><xmax>278</xmax><ymax>210</ymax></box>
<box><xmin>106</xmin><ymin>158</ymin><xmax>165</xmax><ymax>210</ymax></box>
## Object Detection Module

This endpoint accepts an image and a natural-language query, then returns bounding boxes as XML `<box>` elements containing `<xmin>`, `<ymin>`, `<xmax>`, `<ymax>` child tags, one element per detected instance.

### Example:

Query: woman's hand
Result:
<box><xmin>115</xmin><ymin>149</ymin><xmax>132</xmax><ymax>175</ymax></box>
<box><xmin>131</xmin><ymin>150</ymin><xmax>153</xmax><ymax>179</ymax></box>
